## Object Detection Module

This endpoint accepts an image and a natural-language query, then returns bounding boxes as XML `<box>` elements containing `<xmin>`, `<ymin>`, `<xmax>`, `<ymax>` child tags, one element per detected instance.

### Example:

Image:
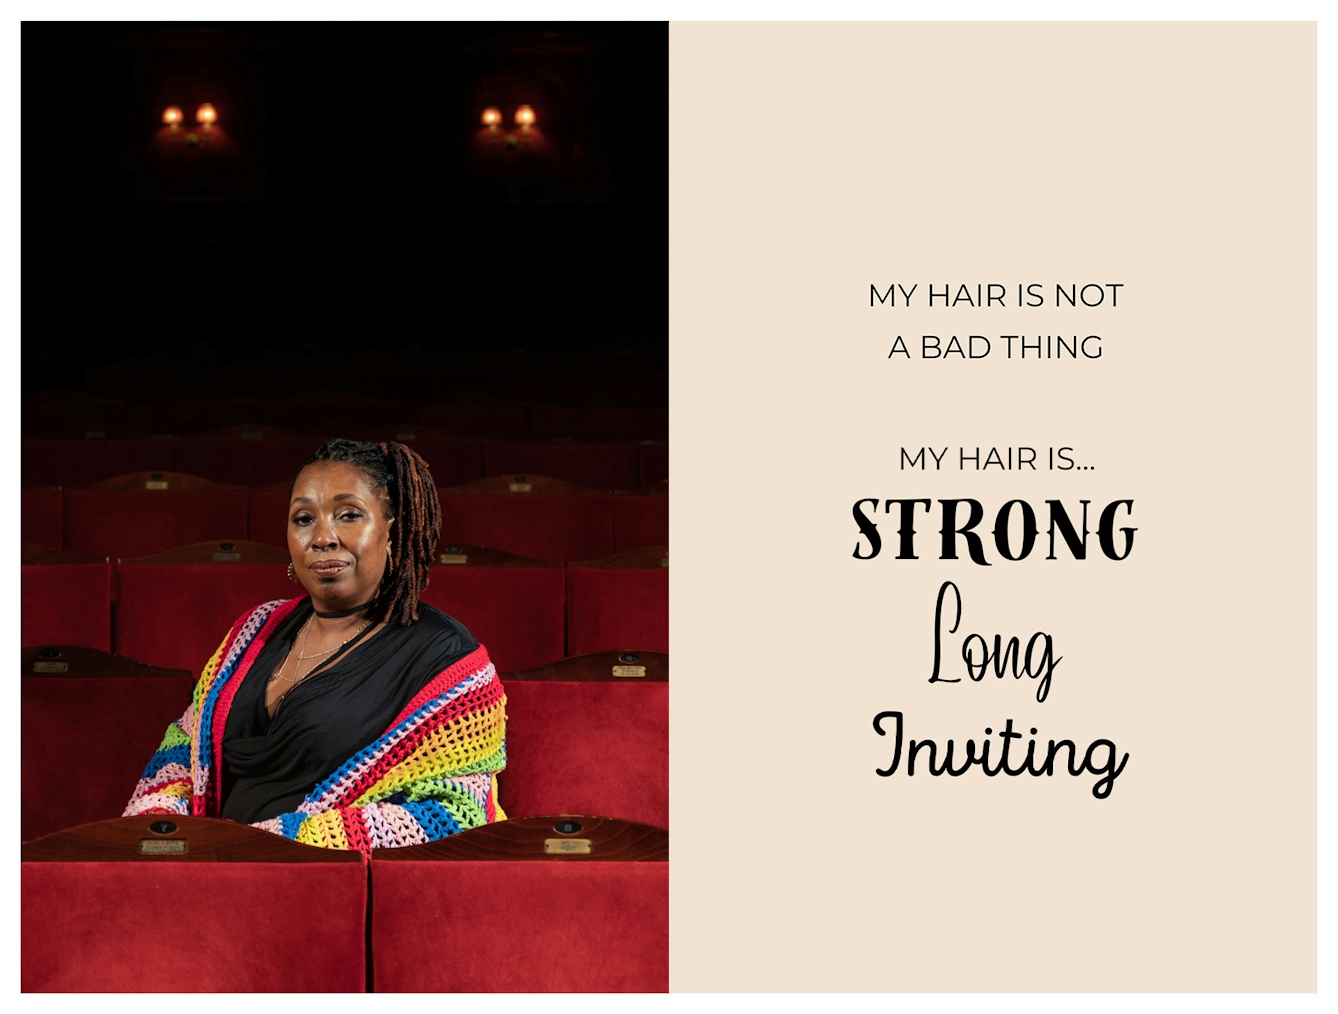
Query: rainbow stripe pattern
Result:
<box><xmin>124</xmin><ymin>597</ymin><xmax>507</xmax><ymax>850</ymax></box>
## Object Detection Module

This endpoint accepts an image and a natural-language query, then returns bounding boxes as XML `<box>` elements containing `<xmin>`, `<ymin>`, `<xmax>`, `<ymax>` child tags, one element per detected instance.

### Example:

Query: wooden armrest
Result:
<box><xmin>22</xmin><ymin>815</ymin><xmax>362</xmax><ymax>862</ymax></box>
<box><xmin>371</xmin><ymin>815</ymin><xmax>667</xmax><ymax>862</ymax></box>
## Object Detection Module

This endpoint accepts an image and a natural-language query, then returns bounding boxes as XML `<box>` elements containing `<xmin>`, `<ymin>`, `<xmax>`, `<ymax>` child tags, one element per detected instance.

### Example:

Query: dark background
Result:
<box><xmin>22</xmin><ymin>22</ymin><xmax>668</xmax><ymax>400</ymax></box>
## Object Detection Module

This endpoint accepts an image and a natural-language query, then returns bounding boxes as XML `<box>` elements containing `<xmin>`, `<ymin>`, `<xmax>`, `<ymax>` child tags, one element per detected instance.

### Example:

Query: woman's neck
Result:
<box><xmin>309</xmin><ymin>604</ymin><xmax>376</xmax><ymax>638</ymax></box>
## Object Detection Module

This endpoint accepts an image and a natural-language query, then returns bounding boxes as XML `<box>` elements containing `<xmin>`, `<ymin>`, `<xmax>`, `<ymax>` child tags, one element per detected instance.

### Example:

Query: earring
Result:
<box><xmin>287</xmin><ymin>563</ymin><xmax>298</xmax><ymax>583</ymax></box>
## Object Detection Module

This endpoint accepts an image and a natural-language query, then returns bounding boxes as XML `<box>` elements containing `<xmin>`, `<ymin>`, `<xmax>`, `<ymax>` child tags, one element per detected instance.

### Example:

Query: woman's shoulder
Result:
<box><xmin>409</xmin><ymin>603</ymin><xmax>479</xmax><ymax>651</ymax></box>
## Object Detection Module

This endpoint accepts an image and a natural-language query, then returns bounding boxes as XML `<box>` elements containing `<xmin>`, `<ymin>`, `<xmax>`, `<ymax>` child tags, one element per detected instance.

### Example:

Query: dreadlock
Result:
<box><xmin>300</xmin><ymin>438</ymin><xmax>441</xmax><ymax>627</ymax></box>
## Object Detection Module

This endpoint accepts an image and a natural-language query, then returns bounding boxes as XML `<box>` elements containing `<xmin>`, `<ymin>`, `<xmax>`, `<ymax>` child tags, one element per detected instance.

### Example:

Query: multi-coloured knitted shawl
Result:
<box><xmin>124</xmin><ymin>597</ymin><xmax>507</xmax><ymax>850</ymax></box>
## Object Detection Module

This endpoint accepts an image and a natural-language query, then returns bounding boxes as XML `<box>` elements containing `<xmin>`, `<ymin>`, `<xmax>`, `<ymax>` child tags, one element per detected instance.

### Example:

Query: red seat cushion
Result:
<box><xmin>565</xmin><ymin>567</ymin><xmax>669</xmax><ymax>655</ymax></box>
<box><xmin>22</xmin><ymin>861</ymin><xmax>366</xmax><ymax>991</ymax></box>
<box><xmin>22</xmin><ymin>489</ymin><xmax>63</xmax><ymax>550</ymax></box>
<box><xmin>612</xmin><ymin>495</ymin><xmax>669</xmax><ymax>552</ymax></box>
<box><xmin>22</xmin><ymin>438</ymin><xmax>177</xmax><ymax>488</ymax></box>
<box><xmin>484</xmin><ymin>440</ymin><xmax>641</xmax><ymax>490</ymax></box>
<box><xmin>22</xmin><ymin>563</ymin><xmax>112</xmax><ymax>651</ymax></box>
<box><xmin>22</xmin><ymin>675</ymin><xmax>194</xmax><ymax>841</ymax></box>
<box><xmin>116</xmin><ymin>565</ymin><xmax>298</xmax><ymax>676</ymax></box>
<box><xmin>439</xmin><ymin>492</ymin><xmax>615</xmax><ymax>563</ymax></box>
<box><xmin>371</xmin><ymin>860</ymin><xmax>665</xmax><ymax>991</ymax></box>
<box><xmin>63</xmin><ymin>491</ymin><xmax>250</xmax><ymax>561</ymax></box>
<box><xmin>419</xmin><ymin>567</ymin><xmax>565</xmax><ymax>672</ymax></box>
<box><xmin>500</xmin><ymin>680</ymin><xmax>667</xmax><ymax>828</ymax></box>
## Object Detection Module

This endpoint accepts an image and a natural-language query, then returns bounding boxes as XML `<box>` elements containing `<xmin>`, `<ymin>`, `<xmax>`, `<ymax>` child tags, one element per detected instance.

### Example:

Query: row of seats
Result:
<box><xmin>24</xmin><ymin>814</ymin><xmax>667</xmax><ymax>992</ymax></box>
<box><xmin>23</xmin><ymin>541</ymin><xmax>669</xmax><ymax>673</ymax></box>
<box><xmin>22</xmin><ymin>646</ymin><xmax>668</xmax><ymax>842</ymax></box>
<box><xmin>22</xmin><ymin>644</ymin><xmax>668</xmax><ymax>991</ymax></box>
<box><xmin>23</xmin><ymin>433</ymin><xmax>670</xmax><ymax>489</ymax></box>
<box><xmin>23</xmin><ymin>474</ymin><xmax>668</xmax><ymax>562</ymax></box>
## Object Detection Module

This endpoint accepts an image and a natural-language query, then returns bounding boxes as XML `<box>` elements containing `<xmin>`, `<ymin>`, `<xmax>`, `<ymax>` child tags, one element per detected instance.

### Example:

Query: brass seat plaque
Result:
<box><xmin>543</xmin><ymin>838</ymin><xmax>592</xmax><ymax>855</ymax></box>
<box><xmin>138</xmin><ymin>838</ymin><xmax>189</xmax><ymax>856</ymax></box>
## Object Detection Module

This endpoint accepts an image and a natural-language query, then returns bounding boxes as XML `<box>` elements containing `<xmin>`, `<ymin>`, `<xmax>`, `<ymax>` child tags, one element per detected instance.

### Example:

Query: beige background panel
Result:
<box><xmin>670</xmin><ymin>23</ymin><xmax>1315</xmax><ymax>992</ymax></box>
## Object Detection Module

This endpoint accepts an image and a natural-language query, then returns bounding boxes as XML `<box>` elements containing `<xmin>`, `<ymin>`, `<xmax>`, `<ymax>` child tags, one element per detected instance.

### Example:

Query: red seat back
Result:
<box><xmin>439</xmin><ymin>487</ymin><xmax>615</xmax><ymax>564</ymax></box>
<box><xmin>22</xmin><ymin>817</ymin><xmax>366</xmax><ymax>992</ymax></box>
<box><xmin>417</xmin><ymin>546</ymin><xmax>565</xmax><ymax>672</ymax></box>
<box><xmin>64</xmin><ymin>485</ymin><xmax>250</xmax><ymax>561</ymax></box>
<box><xmin>500</xmin><ymin>652</ymin><xmax>668</xmax><ymax>828</ymax></box>
<box><xmin>439</xmin><ymin>492</ymin><xmax>615</xmax><ymax>564</ymax></box>
<box><xmin>22</xmin><ymin>547</ymin><xmax>112</xmax><ymax>651</ymax></box>
<box><xmin>247</xmin><ymin>487</ymin><xmax>291</xmax><ymax>547</ymax></box>
<box><xmin>484</xmin><ymin>439</ymin><xmax>641</xmax><ymax>490</ymax></box>
<box><xmin>115</xmin><ymin>542</ymin><xmax>296</xmax><ymax>676</ymax></box>
<box><xmin>174</xmin><ymin>433</ymin><xmax>319</xmax><ymax>487</ymax></box>
<box><xmin>370</xmin><ymin>817</ymin><xmax>666</xmax><ymax>992</ymax></box>
<box><xmin>23</xmin><ymin>438</ymin><xmax>177</xmax><ymax>487</ymax></box>
<box><xmin>612</xmin><ymin>488</ymin><xmax>669</xmax><ymax>552</ymax></box>
<box><xmin>639</xmin><ymin>441</ymin><xmax>668</xmax><ymax>485</ymax></box>
<box><xmin>21</xmin><ymin>647</ymin><xmax>194</xmax><ymax>841</ymax></box>
<box><xmin>565</xmin><ymin>549</ymin><xmax>669</xmax><ymax>655</ymax></box>
<box><xmin>22</xmin><ymin>489</ymin><xmax>63</xmax><ymax>549</ymax></box>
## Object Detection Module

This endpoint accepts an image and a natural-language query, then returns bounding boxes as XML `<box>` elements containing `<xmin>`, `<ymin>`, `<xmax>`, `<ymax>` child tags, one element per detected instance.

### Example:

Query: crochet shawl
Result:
<box><xmin>124</xmin><ymin>597</ymin><xmax>507</xmax><ymax>850</ymax></box>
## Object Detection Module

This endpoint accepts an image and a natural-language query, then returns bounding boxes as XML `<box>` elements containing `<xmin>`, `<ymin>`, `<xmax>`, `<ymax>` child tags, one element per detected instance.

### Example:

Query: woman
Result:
<box><xmin>124</xmin><ymin>439</ymin><xmax>506</xmax><ymax>850</ymax></box>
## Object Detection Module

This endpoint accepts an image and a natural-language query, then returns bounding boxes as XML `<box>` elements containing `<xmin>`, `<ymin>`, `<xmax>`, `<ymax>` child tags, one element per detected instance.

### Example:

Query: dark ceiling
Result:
<box><xmin>22</xmin><ymin>22</ymin><xmax>669</xmax><ymax>393</ymax></box>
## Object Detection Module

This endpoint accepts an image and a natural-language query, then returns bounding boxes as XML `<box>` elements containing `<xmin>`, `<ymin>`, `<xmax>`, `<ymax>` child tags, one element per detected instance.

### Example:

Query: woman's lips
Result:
<box><xmin>309</xmin><ymin>560</ymin><xmax>348</xmax><ymax>577</ymax></box>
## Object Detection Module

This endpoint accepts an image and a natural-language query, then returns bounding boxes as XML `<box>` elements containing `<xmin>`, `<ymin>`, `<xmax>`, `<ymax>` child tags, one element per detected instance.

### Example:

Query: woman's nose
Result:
<box><xmin>310</xmin><ymin>516</ymin><xmax>339</xmax><ymax>548</ymax></box>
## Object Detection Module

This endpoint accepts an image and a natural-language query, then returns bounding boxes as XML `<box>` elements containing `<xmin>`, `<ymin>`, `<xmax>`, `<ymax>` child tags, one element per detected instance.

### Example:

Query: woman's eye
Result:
<box><xmin>338</xmin><ymin>511</ymin><xmax>363</xmax><ymax>522</ymax></box>
<box><xmin>292</xmin><ymin>514</ymin><xmax>313</xmax><ymax>525</ymax></box>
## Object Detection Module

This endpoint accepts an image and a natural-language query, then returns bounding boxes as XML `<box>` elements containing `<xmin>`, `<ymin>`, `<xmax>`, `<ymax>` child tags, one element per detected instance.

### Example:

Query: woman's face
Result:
<box><xmin>288</xmin><ymin>461</ymin><xmax>393</xmax><ymax>612</ymax></box>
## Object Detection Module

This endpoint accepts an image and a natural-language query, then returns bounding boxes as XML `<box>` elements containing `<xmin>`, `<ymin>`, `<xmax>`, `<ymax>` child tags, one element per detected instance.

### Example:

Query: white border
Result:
<box><xmin>7</xmin><ymin>5</ymin><xmax>1331</xmax><ymax>1012</ymax></box>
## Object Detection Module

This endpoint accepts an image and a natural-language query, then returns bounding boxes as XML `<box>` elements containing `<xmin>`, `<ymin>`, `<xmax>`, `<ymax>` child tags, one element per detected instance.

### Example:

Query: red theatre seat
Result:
<box><xmin>501</xmin><ymin>652</ymin><xmax>668</xmax><ymax>828</ymax></box>
<box><xmin>440</xmin><ymin>476</ymin><xmax>616</xmax><ymax>564</ymax></box>
<box><xmin>63</xmin><ymin>472</ymin><xmax>250</xmax><ymax>561</ymax></box>
<box><xmin>484</xmin><ymin>436</ymin><xmax>641</xmax><ymax>491</ymax></box>
<box><xmin>566</xmin><ymin>548</ymin><xmax>669</xmax><ymax>656</ymax></box>
<box><xmin>612</xmin><ymin>482</ymin><xmax>669</xmax><ymax>552</ymax></box>
<box><xmin>22</xmin><ymin>437</ymin><xmax>177</xmax><ymax>488</ymax></box>
<box><xmin>417</xmin><ymin>544</ymin><xmax>564</xmax><ymax>672</ymax></box>
<box><xmin>115</xmin><ymin>541</ymin><xmax>297</xmax><ymax>676</ymax></box>
<box><xmin>21</xmin><ymin>646</ymin><xmax>195</xmax><ymax>842</ymax></box>
<box><xmin>173</xmin><ymin>425</ymin><xmax>322</xmax><ymax>487</ymax></box>
<box><xmin>22</xmin><ymin>817</ymin><xmax>366</xmax><ymax>992</ymax></box>
<box><xmin>371</xmin><ymin>817</ymin><xmax>667</xmax><ymax>992</ymax></box>
<box><xmin>22</xmin><ymin>489</ymin><xmax>64</xmax><ymax>550</ymax></box>
<box><xmin>22</xmin><ymin>545</ymin><xmax>113</xmax><ymax>652</ymax></box>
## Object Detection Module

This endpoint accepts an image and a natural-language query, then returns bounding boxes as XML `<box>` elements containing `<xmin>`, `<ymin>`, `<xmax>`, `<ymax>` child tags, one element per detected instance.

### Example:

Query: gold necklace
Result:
<box><xmin>269</xmin><ymin>616</ymin><xmax>372</xmax><ymax>687</ymax></box>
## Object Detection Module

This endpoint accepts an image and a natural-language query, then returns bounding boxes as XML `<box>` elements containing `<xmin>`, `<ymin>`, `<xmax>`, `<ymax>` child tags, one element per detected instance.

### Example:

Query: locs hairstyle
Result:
<box><xmin>300</xmin><ymin>439</ymin><xmax>442</xmax><ymax>627</ymax></box>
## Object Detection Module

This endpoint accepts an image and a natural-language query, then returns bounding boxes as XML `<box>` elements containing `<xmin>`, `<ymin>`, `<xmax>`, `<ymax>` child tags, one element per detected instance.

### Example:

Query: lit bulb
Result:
<box><xmin>514</xmin><ymin>105</ymin><xmax>535</xmax><ymax>127</ymax></box>
<box><xmin>162</xmin><ymin>106</ymin><xmax>183</xmax><ymax>127</ymax></box>
<box><xmin>481</xmin><ymin>107</ymin><xmax>502</xmax><ymax>127</ymax></box>
<box><xmin>196</xmin><ymin>103</ymin><xmax>217</xmax><ymax>126</ymax></box>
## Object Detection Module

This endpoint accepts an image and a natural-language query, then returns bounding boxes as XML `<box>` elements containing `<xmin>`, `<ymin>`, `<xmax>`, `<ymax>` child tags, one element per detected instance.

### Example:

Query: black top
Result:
<box><xmin>220</xmin><ymin>600</ymin><xmax>478</xmax><ymax>824</ymax></box>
